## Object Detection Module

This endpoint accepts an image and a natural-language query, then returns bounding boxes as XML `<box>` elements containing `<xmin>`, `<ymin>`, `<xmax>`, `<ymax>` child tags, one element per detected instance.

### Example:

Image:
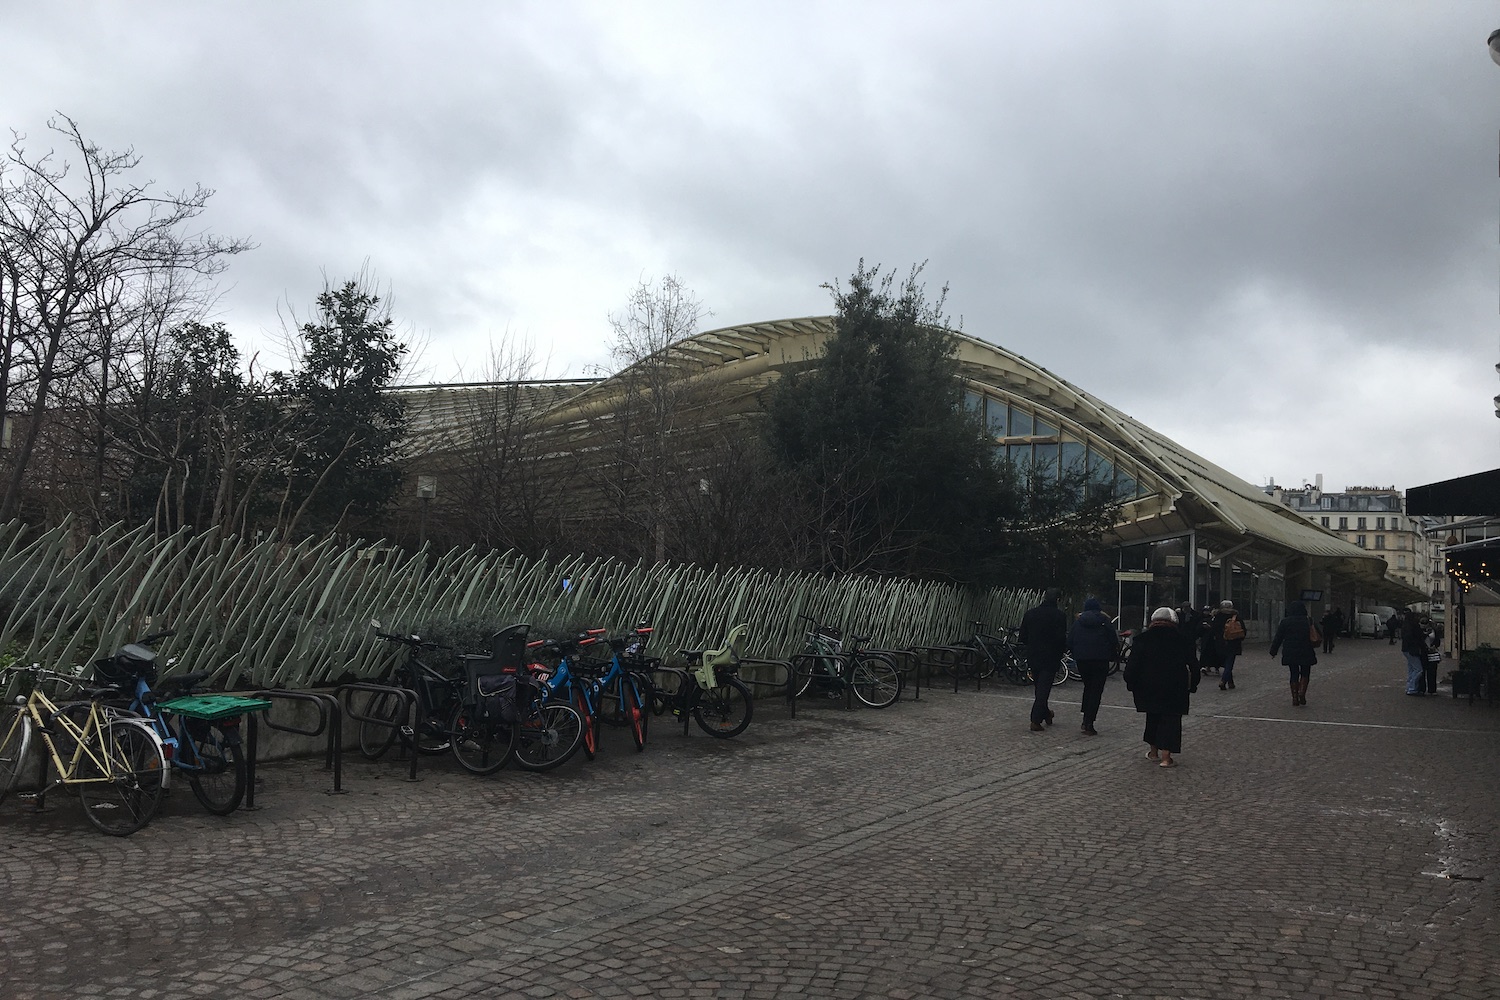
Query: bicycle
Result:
<box><xmin>0</xmin><ymin>663</ymin><xmax>169</xmax><ymax>836</ymax></box>
<box><xmin>655</xmin><ymin>623</ymin><xmax>755</xmax><ymax>738</ymax></box>
<box><xmin>359</xmin><ymin>623</ymin><xmax>463</xmax><ymax>760</ymax></box>
<box><xmin>93</xmin><ymin>629</ymin><xmax>248</xmax><ymax>815</ymax></box>
<box><xmin>791</xmin><ymin>615</ymin><xmax>902</xmax><ymax>708</ymax></box>
<box><xmin>527</xmin><ymin>629</ymin><xmax>606</xmax><ymax>760</ymax></box>
<box><xmin>448</xmin><ymin>623</ymin><xmax>530</xmax><ymax>775</ymax></box>
<box><xmin>575</xmin><ymin>623</ymin><xmax>654</xmax><ymax>752</ymax></box>
<box><xmin>511</xmin><ymin>669</ymin><xmax>585</xmax><ymax>773</ymax></box>
<box><xmin>1110</xmin><ymin>626</ymin><xmax>1134</xmax><ymax>676</ymax></box>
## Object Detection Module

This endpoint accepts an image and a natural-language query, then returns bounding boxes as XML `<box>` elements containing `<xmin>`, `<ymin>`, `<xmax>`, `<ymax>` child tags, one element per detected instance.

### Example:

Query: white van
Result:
<box><xmin>1352</xmin><ymin>612</ymin><xmax>1383</xmax><ymax>638</ymax></box>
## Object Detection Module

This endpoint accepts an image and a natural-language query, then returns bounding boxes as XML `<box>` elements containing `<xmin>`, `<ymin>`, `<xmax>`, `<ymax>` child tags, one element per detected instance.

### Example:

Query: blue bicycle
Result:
<box><xmin>527</xmin><ymin>629</ymin><xmax>606</xmax><ymax>760</ymax></box>
<box><xmin>575</xmin><ymin>624</ymin><xmax>654</xmax><ymax>753</ymax></box>
<box><xmin>94</xmin><ymin>630</ymin><xmax>248</xmax><ymax>815</ymax></box>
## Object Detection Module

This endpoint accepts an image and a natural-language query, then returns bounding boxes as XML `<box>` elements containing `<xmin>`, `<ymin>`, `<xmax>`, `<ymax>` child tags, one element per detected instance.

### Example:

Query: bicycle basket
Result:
<box><xmin>816</xmin><ymin>624</ymin><xmax>842</xmax><ymax>641</ymax></box>
<box><xmin>93</xmin><ymin>643</ymin><xmax>158</xmax><ymax>690</ymax></box>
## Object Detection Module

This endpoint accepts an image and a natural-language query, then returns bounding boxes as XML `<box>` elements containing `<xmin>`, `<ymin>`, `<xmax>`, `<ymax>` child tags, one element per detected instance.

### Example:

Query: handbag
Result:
<box><xmin>1308</xmin><ymin>622</ymin><xmax>1321</xmax><ymax>645</ymax></box>
<box><xmin>1425</xmin><ymin>650</ymin><xmax>1443</xmax><ymax>664</ymax></box>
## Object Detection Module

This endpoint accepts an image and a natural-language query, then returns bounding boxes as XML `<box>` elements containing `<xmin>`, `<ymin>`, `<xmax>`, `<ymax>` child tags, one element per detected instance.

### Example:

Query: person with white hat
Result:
<box><xmin>1123</xmin><ymin>606</ymin><xmax>1201</xmax><ymax>768</ymax></box>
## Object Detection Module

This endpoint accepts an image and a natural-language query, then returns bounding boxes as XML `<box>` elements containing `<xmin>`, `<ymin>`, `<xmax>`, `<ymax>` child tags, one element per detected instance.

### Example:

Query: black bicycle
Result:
<box><xmin>358</xmin><ymin>623</ymin><xmax>462</xmax><ymax>760</ymax></box>
<box><xmin>655</xmin><ymin>623</ymin><xmax>755</xmax><ymax>738</ymax></box>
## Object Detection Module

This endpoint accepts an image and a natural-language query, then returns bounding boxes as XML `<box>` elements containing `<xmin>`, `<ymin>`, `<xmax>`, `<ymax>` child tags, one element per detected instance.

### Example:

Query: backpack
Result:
<box><xmin>1222</xmin><ymin>616</ymin><xmax>1245</xmax><ymax>642</ymax></box>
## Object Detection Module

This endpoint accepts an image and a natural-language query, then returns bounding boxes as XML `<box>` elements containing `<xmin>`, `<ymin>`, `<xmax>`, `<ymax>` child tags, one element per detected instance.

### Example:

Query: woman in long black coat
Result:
<box><xmin>1269</xmin><ymin>599</ymin><xmax>1318</xmax><ymax>706</ymax></box>
<box><xmin>1123</xmin><ymin>607</ymin><xmax>1200</xmax><ymax>768</ymax></box>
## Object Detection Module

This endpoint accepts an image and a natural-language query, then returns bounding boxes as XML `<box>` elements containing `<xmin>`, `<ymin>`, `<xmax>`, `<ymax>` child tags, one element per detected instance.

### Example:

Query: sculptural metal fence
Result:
<box><xmin>0</xmin><ymin>520</ymin><xmax>1034</xmax><ymax>689</ymax></box>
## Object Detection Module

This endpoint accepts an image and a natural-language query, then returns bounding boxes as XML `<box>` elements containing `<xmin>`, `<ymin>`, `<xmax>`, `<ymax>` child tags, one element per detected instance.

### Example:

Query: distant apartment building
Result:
<box><xmin>1263</xmin><ymin>476</ymin><xmax>1447</xmax><ymax>610</ymax></box>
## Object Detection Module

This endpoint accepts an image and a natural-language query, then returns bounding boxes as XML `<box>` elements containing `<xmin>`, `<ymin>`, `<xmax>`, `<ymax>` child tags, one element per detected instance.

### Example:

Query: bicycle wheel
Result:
<box><xmin>794</xmin><ymin>655</ymin><xmax>839</xmax><ymax>697</ymax></box>
<box><xmin>357</xmin><ymin>690</ymin><xmax>402</xmax><ymax>760</ymax></box>
<box><xmin>76</xmin><ymin>720</ymin><xmax>167</xmax><ymax>837</ymax></box>
<box><xmin>0</xmin><ymin>708</ymin><xmax>32</xmax><ymax>806</ymax></box>
<box><xmin>514</xmin><ymin>702</ymin><xmax>583</xmax><ymax>772</ymax></box>
<box><xmin>850</xmin><ymin>653</ymin><xmax>901</xmax><ymax>708</ymax></box>
<box><xmin>625</xmin><ymin>675</ymin><xmax>649</xmax><ymax>751</ymax></box>
<box><xmin>572</xmin><ymin>686</ymin><xmax>597</xmax><ymax>761</ymax></box>
<box><xmin>693</xmin><ymin>677</ymin><xmax>753</xmax><ymax>738</ymax></box>
<box><xmin>448</xmin><ymin>702</ymin><xmax>516</xmax><ymax>776</ymax></box>
<box><xmin>183</xmin><ymin>719</ymin><xmax>246</xmax><ymax>815</ymax></box>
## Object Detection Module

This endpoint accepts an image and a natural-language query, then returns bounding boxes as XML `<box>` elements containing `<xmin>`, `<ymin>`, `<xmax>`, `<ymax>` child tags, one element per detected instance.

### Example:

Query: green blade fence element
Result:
<box><xmin>0</xmin><ymin>518</ymin><xmax>1034</xmax><ymax>689</ymax></box>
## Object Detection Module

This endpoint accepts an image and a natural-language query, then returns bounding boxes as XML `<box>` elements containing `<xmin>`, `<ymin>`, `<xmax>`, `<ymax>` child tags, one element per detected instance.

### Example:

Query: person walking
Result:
<box><xmin>1019</xmin><ymin>587</ymin><xmax>1069</xmax><ymax>732</ymax></box>
<box><xmin>1319</xmin><ymin>608</ymin><xmax>1339</xmax><ymax>655</ymax></box>
<box><xmin>1212</xmin><ymin>600</ymin><xmax>1246</xmax><ymax>690</ymax></box>
<box><xmin>1269</xmin><ymin>599</ymin><xmax>1318</xmax><ymax>706</ymax></box>
<box><xmin>1386</xmin><ymin>611</ymin><xmax>1401</xmax><ymax>645</ymax></box>
<box><xmin>1123</xmin><ymin>607</ymin><xmax>1200</xmax><ymax>768</ymax></box>
<box><xmin>1067</xmin><ymin>597</ymin><xmax>1118</xmax><ymax>735</ymax></box>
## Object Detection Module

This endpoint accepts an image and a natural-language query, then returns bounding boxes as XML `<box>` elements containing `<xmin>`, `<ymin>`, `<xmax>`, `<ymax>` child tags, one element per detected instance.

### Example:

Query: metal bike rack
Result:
<box><xmin>737</xmin><ymin>658</ymin><xmax>796</xmax><ymax>718</ymax></box>
<box><xmin>872</xmin><ymin>649</ymin><xmax>920</xmax><ymax>701</ymax></box>
<box><xmin>788</xmin><ymin>652</ymin><xmax>855</xmax><ymax>711</ymax></box>
<box><xmin>335</xmin><ymin>683</ymin><xmax>421</xmax><ymax>782</ymax></box>
<box><xmin>249</xmin><ymin>690</ymin><xmax>343</xmax><ymax>802</ymax></box>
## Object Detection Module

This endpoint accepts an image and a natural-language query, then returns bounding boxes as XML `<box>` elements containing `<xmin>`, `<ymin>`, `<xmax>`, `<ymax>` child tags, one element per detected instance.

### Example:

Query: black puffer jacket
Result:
<box><xmin>1269</xmin><ymin>600</ymin><xmax>1318</xmax><ymax>667</ymax></box>
<box><xmin>1067</xmin><ymin>601</ymin><xmax>1118</xmax><ymax>662</ymax></box>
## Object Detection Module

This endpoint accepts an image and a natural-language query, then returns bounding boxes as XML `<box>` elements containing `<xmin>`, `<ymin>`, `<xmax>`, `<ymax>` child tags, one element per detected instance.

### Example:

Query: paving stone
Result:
<box><xmin>1</xmin><ymin>640</ymin><xmax>1497</xmax><ymax>998</ymax></box>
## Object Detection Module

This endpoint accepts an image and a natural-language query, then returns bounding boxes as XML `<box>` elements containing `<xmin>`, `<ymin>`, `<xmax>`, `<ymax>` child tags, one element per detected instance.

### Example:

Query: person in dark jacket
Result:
<box><xmin>1123</xmin><ymin>607</ymin><xmax>1200</xmax><ymax>768</ymax></box>
<box><xmin>1019</xmin><ymin>587</ymin><xmax>1069</xmax><ymax>732</ymax></box>
<box><xmin>1211</xmin><ymin>600</ymin><xmax>1246</xmax><ymax>690</ymax></box>
<box><xmin>1401</xmin><ymin>611</ymin><xmax>1426</xmax><ymax>696</ymax></box>
<box><xmin>1066</xmin><ymin>596</ymin><xmax>1118</xmax><ymax>735</ymax></box>
<box><xmin>1269</xmin><ymin>599</ymin><xmax>1318</xmax><ymax>706</ymax></box>
<box><xmin>1319</xmin><ymin>608</ymin><xmax>1340</xmax><ymax>654</ymax></box>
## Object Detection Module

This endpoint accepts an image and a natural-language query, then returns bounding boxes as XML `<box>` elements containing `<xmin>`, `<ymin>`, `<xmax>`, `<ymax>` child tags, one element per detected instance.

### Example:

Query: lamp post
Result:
<box><xmin>416</xmin><ymin>475</ymin><xmax>437</xmax><ymax>548</ymax></box>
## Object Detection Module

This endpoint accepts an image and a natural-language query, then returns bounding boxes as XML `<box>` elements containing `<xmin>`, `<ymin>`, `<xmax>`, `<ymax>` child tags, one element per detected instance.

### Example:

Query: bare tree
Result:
<box><xmin>596</xmin><ymin>274</ymin><xmax>709</xmax><ymax>560</ymax></box>
<box><xmin>0</xmin><ymin>116</ymin><xmax>250</xmax><ymax>522</ymax></box>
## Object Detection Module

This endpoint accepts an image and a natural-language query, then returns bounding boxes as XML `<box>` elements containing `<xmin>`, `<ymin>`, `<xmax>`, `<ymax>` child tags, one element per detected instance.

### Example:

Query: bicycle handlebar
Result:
<box><xmin>375</xmin><ymin>630</ymin><xmax>447</xmax><ymax>651</ymax></box>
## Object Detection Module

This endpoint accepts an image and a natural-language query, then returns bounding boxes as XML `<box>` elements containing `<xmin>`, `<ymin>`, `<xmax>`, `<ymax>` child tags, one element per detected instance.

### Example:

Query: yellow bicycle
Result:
<box><xmin>0</xmin><ymin>664</ymin><xmax>169</xmax><ymax>836</ymax></box>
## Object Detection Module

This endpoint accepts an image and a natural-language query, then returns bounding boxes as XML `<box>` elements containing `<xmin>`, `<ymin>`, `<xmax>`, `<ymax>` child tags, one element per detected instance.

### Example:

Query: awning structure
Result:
<box><xmin>400</xmin><ymin>315</ymin><xmax>1426</xmax><ymax>603</ymax></box>
<box><xmin>1407</xmin><ymin>468</ymin><xmax>1500</xmax><ymax>516</ymax></box>
<box><xmin>1446</xmin><ymin>537</ymin><xmax>1500</xmax><ymax>592</ymax></box>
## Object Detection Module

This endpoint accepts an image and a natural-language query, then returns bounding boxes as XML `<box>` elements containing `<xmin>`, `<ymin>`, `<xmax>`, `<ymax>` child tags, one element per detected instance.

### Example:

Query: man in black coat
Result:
<box><xmin>1019</xmin><ymin>587</ymin><xmax>1069</xmax><ymax>732</ymax></box>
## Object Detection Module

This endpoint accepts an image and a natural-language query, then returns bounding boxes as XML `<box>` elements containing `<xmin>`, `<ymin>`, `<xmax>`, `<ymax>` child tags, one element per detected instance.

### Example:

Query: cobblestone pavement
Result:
<box><xmin>2</xmin><ymin>637</ymin><xmax>1498</xmax><ymax>999</ymax></box>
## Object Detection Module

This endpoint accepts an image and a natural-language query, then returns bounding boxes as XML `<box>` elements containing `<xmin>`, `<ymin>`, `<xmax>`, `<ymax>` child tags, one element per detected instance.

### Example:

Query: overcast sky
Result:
<box><xmin>5</xmin><ymin>2</ymin><xmax>1499</xmax><ymax>495</ymax></box>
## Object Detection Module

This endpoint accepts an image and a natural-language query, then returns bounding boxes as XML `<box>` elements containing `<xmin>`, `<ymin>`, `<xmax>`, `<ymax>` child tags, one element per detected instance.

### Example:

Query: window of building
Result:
<box><xmin>1033</xmin><ymin>442</ymin><xmax>1059</xmax><ymax>480</ymax></box>
<box><xmin>1320</xmin><ymin>496</ymin><xmax>1332</xmax><ymax>510</ymax></box>
<box><xmin>1008</xmin><ymin>442</ymin><xmax>1032</xmax><ymax>472</ymax></box>
<box><xmin>1357</xmin><ymin>517</ymin><xmax>1366</xmax><ymax>529</ymax></box>
<box><xmin>1060</xmin><ymin>440</ymin><xmax>1086</xmax><ymax>476</ymax></box>
<box><xmin>1375</xmin><ymin>535</ymin><xmax>1385</xmax><ymax>550</ymax></box>
<box><xmin>1356</xmin><ymin>534</ymin><xmax>1367</xmax><ymax>547</ymax></box>
<box><xmin>1338</xmin><ymin>517</ymin><xmax>1348</xmax><ymax>530</ymax></box>
<box><xmin>986</xmin><ymin>397</ymin><xmax>1007</xmax><ymax>437</ymax></box>
<box><xmin>1033</xmin><ymin>415</ymin><xmax>1059</xmax><ymax>438</ymax></box>
<box><xmin>965</xmin><ymin>391</ymin><xmax>984</xmax><ymax>415</ymax></box>
<box><xmin>1009</xmin><ymin>406</ymin><xmax>1033</xmax><ymax>437</ymax></box>
<box><xmin>1398</xmin><ymin>555</ymin><xmax>1406</xmax><ymax>569</ymax></box>
<box><xmin>1320</xmin><ymin>516</ymin><xmax>1329</xmax><ymax>527</ymax></box>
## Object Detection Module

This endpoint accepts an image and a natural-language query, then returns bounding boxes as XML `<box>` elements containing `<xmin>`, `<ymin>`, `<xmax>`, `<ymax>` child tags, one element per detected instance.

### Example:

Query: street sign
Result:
<box><xmin>1115</xmin><ymin>571</ymin><xmax>1155</xmax><ymax>582</ymax></box>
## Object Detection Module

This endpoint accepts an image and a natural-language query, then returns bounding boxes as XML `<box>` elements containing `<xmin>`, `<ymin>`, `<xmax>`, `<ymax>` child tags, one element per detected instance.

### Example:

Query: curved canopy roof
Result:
<box><xmin>408</xmin><ymin>316</ymin><xmax>1423</xmax><ymax>603</ymax></box>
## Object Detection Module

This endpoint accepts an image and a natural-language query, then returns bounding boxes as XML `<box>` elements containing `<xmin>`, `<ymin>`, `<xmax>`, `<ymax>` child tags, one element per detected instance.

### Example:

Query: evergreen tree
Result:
<box><xmin>766</xmin><ymin>261</ymin><xmax>1000</xmax><ymax>581</ymax></box>
<box><xmin>271</xmin><ymin>278</ymin><xmax>408</xmax><ymax>537</ymax></box>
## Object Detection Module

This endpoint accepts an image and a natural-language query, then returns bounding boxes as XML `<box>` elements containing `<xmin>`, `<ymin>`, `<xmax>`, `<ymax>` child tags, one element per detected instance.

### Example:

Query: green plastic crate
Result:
<box><xmin>156</xmin><ymin>694</ymin><xmax>272</xmax><ymax>721</ymax></box>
